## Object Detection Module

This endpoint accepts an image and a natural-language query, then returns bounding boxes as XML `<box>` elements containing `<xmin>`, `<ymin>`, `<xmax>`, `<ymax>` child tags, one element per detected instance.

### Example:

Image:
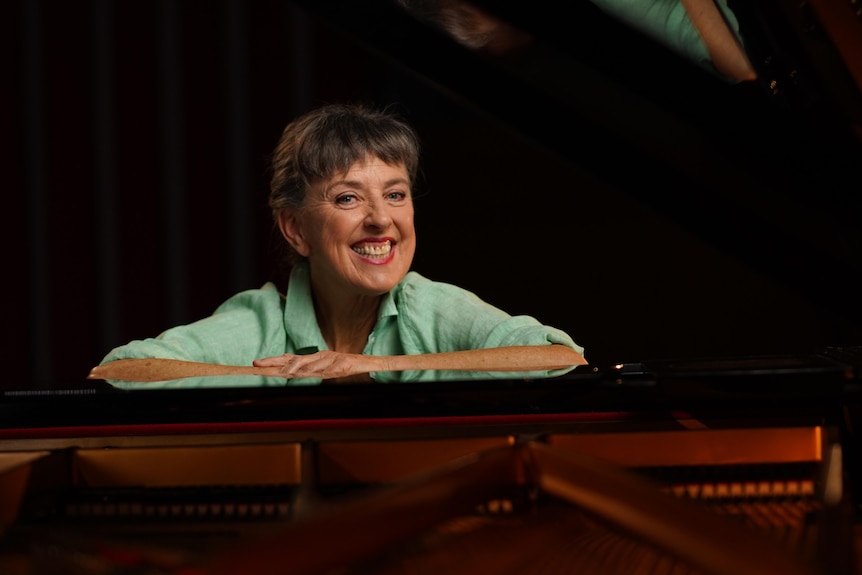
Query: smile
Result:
<box><xmin>352</xmin><ymin>240</ymin><xmax>393</xmax><ymax>259</ymax></box>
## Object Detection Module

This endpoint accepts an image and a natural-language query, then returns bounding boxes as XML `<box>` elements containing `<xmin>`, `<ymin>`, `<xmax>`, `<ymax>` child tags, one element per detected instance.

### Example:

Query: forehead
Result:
<box><xmin>322</xmin><ymin>158</ymin><xmax>410</xmax><ymax>190</ymax></box>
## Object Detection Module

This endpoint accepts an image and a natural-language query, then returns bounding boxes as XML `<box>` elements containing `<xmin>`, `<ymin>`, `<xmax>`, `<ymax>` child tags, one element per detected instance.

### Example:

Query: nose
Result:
<box><xmin>364</xmin><ymin>199</ymin><xmax>392</xmax><ymax>229</ymax></box>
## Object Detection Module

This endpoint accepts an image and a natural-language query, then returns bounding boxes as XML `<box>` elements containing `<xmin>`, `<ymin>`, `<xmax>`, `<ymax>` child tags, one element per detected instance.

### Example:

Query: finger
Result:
<box><xmin>281</xmin><ymin>356</ymin><xmax>339</xmax><ymax>378</ymax></box>
<box><xmin>278</xmin><ymin>355</ymin><xmax>309</xmax><ymax>376</ymax></box>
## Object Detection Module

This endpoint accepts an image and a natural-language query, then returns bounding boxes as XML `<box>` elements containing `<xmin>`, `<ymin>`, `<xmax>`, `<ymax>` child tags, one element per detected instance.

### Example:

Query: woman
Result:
<box><xmin>93</xmin><ymin>103</ymin><xmax>586</xmax><ymax>387</ymax></box>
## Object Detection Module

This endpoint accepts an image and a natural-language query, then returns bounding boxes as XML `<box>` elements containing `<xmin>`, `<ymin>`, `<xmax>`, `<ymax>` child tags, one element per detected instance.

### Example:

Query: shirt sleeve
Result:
<box><xmin>392</xmin><ymin>274</ymin><xmax>584</xmax><ymax>381</ymax></box>
<box><xmin>99</xmin><ymin>283</ymin><xmax>290</xmax><ymax>388</ymax></box>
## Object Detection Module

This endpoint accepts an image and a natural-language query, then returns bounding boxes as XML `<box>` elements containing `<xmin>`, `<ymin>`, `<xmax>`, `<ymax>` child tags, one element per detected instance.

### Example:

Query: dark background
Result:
<box><xmin>3</xmin><ymin>0</ymin><xmax>862</xmax><ymax>390</ymax></box>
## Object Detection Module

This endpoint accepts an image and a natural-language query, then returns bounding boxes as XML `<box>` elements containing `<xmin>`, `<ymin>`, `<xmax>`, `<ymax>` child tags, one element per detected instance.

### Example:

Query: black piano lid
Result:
<box><xmin>293</xmin><ymin>0</ymin><xmax>862</xmax><ymax>328</ymax></box>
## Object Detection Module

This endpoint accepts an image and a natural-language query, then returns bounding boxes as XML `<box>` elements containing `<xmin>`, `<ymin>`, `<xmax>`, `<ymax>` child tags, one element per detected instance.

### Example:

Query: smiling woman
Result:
<box><xmin>93</xmin><ymin>103</ymin><xmax>587</xmax><ymax>387</ymax></box>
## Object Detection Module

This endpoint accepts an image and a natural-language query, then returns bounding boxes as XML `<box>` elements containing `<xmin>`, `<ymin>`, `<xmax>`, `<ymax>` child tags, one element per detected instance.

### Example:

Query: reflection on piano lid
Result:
<box><xmin>292</xmin><ymin>0</ymin><xmax>862</xmax><ymax>329</ymax></box>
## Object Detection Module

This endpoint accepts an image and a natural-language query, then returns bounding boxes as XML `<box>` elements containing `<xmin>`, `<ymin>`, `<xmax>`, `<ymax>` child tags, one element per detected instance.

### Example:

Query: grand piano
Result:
<box><xmin>3</xmin><ymin>0</ymin><xmax>862</xmax><ymax>574</ymax></box>
<box><xmin>2</xmin><ymin>350</ymin><xmax>862</xmax><ymax>574</ymax></box>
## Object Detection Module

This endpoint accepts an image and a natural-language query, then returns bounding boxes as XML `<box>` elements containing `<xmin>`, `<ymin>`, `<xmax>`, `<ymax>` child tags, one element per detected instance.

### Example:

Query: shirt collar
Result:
<box><xmin>283</xmin><ymin>261</ymin><xmax>328</xmax><ymax>352</ymax></box>
<box><xmin>378</xmin><ymin>285</ymin><xmax>399</xmax><ymax>320</ymax></box>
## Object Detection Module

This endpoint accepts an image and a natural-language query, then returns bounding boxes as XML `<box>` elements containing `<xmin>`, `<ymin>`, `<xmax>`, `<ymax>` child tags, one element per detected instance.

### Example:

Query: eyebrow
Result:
<box><xmin>328</xmin><ymin>177</ymin><xmax>411</xmax><ymax>190</ymax></box>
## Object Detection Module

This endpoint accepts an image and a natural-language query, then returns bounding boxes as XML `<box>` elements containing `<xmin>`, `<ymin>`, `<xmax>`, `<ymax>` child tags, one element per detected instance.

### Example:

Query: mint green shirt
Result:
<box><xmin>102</xmin><ymin>262</ymin><xmax>584</xmax><ymax>388</ymax></box>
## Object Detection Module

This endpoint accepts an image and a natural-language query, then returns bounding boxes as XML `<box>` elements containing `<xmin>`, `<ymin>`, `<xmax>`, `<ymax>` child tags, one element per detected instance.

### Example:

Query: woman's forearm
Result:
<box><xmin>379</xmin><ymin>345</ymin><xmax>587</xmax><ymax>373</ymax></box>
<box><xmin>90</xmin><ymin>346</ymin><xmax>588</xmax><ymax>383</ymax></box>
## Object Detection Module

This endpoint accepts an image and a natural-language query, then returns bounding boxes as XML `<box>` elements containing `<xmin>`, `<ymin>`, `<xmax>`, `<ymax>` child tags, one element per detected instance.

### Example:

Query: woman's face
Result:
<box><xmin>279</xmin><ymin>156</ymin><xmax>416</xmax><ymax>299</ymax></box>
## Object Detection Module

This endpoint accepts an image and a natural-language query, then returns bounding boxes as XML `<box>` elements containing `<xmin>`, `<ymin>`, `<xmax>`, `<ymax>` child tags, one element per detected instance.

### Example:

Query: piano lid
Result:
<box><xmin>292</xmin><ymin>0</ymin><xmax>862</xmax><ymax>330</ymax></box>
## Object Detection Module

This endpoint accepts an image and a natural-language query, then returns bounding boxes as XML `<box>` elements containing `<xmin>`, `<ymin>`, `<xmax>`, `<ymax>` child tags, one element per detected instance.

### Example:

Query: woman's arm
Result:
<box><xmin>90</xmin><ymin>346</ymin><xmax>587</xmax><ymax>383</ymax></box>
<box><xmin>253</xmin><ymin>345</ymin><xmax>587</xmax><ymax>381</ymax></box>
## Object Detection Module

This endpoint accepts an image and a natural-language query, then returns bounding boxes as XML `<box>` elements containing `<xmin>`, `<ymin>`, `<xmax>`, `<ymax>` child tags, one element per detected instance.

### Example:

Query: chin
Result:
<box><xmin>360</xmin><ymin>278</ymin><xmax>402</xmax><ymax>295</ymax></box>
<box><xmin>355</xmin><ymin>269</ymin><xmax>407</xmax><ymax>295</ymax></box>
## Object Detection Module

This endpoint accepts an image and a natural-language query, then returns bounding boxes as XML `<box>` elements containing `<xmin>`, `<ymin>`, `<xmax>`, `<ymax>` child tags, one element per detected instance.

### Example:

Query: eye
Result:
<box><xmin>335</xmin><ymin>193</ymin><xmax>358</xmax><ymax>207</ymax></box>
<box><xmin>386</xmin><ymin>190</ymin><xmax>409</xmax><ymax>203</ymax></box>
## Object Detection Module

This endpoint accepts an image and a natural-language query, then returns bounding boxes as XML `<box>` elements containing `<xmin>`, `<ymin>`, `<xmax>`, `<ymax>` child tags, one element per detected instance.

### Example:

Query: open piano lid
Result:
<box><xmin>292</xmin><ymin>0</ymin><xmax>862</xmax><ymax>329</ymax></box>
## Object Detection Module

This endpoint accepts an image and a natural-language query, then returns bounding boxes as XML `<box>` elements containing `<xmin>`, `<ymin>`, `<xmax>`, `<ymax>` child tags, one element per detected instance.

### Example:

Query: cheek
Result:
<box><xmin>398</xmin><ymin>211</ymin><xmax>416</xmax><ymax>237</ymax></box>
<box><xmin>308</xmin><ymin>213</ymin><xmax>347</xmax><ymax>250</ymax></box>
<box><xmin>399</xmin><ymin>215</ymin><xmax>417</xmax><ymax>260</ymax></box>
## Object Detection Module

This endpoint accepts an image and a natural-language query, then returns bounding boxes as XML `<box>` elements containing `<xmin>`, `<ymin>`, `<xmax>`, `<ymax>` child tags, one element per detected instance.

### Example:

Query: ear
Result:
<box><xmin>277</xmin><ymin>208</ymin><xmax>311</xmax><ymax>257</ymax></box>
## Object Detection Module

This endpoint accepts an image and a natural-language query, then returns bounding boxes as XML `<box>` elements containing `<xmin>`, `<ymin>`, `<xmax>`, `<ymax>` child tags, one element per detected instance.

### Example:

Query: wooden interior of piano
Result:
<box><xmin>0</xmin><ymin>417</ymin><xmax>849</xmax><ymax>575</ymax></box>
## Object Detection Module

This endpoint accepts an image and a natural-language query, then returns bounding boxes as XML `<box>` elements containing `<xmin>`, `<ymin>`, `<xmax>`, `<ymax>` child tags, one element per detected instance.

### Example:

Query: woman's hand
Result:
<box><xmin>253</xmin><ymin>351</ymin><xmax>387</xmax><ymax>381</ymax></box>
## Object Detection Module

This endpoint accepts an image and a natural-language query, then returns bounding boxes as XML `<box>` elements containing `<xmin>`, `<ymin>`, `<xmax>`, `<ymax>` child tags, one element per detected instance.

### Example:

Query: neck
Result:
<box><xmin>312</xmin><ymin>291</ymin><xmax>381</xmax><ymax>354</ymax></box>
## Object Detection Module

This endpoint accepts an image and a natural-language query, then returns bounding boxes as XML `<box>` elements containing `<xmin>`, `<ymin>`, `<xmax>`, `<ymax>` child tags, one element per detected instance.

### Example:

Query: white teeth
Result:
<box><xmin>353</xmin><ymin>242</ymin><xmax>392</xmax><ymax>257</ymax></box>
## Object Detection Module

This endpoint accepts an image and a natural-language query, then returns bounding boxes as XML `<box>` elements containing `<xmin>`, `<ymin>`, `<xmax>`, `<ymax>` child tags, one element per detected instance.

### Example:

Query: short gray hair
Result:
<box><xmin>269</xmin><ymin>103</ymin><xmax>421</xmax><ymax>216</ymax></box>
